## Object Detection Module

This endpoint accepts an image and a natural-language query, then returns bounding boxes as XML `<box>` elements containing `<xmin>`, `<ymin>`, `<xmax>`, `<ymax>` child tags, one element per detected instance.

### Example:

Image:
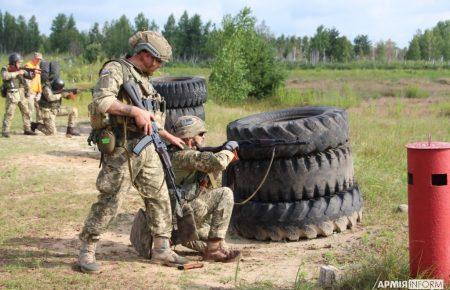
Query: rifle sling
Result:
<box><xmin>234</xmin><ymin>147</ymin><xmax>276</xmax><ymax>206</ymax></box>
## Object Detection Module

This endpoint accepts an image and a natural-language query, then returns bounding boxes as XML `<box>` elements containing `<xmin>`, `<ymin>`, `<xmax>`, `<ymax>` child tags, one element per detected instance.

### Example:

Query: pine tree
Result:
<box><xmin>27</xmin><ymin>16</ymin><xmax>41</xmax><ymax>53</ymax></box>
<box><xmin>3</xmin><ymin>12</ymin><xmax>18</xmax><ymax>52</ymax></box>
<box><xmin>49</xmin><ymin>14</ymin><xmax>68</xmax><ymax>53</ymax></box>
<box><xmin>134</xmin><ymin>13</ymin><xmax>150</xmax><ymax>32</ymax></box>
<box><xmin>103</xmin><ymin>15</ymin><xmax>133</xmax><ymax>57</ymax></box>
<box><xmin>0</xmin><ymin>11</ymin><xmax>4</xmax><ymax>53</ymax></box>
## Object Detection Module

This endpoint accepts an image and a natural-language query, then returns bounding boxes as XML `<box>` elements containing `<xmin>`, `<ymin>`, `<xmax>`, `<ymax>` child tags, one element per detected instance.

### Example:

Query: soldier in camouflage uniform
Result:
<box><xmin>1</xmin><ymin>53</ymin><xmax>37</xmax><ymax>137</ymax></box>
<box><xmin>170</xmin><ymin>116</ymin><xmax>241</xmax><ymax>262</ymax></box>
<box><xmin>31</xmin><ymin>78</ymin><xmax>80</xmax><ymax>137</ymax></box>
<box><xmin>78</xmin><ymin>31</ymin><xmax>189</xmax><ymax>274</ymax></box>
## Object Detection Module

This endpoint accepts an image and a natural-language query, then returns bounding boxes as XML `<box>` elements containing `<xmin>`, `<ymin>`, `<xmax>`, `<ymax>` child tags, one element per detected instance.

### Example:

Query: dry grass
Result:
<box><xmin>0</xmin><ymin>68</ymin><xmax>449</xmax><ymax>289</ymax></box>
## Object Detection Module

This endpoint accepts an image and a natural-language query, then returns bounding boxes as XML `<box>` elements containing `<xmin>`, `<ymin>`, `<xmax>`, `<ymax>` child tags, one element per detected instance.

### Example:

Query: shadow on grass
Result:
<box><xmin>55</xmin><ymin>124</ymin><xmax>91</xmax><ymax>134</ymax></box>
<box><xmin>2</xmin><ymin>233</ymin><xmax>204</xmax><ymax>269</ymax></box>
<box><xmin>1</xmin><ymin>235</ymin><xmax>146</xmax><ymax>269</ymax></box>
<box><xmin>46</xmin><ymin>150</ymin><xmax>100</xmax><ymax>160</ymax></box>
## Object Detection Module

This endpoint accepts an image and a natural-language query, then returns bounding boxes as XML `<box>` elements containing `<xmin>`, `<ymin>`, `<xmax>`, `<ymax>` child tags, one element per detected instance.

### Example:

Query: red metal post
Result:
<box><xmin>406</xmin><ymin>141</ymin><xmax>450</xmax><ymax>281</ymax></box>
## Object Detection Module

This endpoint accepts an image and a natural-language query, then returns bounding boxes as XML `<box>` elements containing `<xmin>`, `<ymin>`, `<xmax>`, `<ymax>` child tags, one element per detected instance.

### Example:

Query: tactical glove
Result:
<box><xmin>223</xmin><ymin>141</ymin><xmax>239</xmax><ymax>152</ymax></box>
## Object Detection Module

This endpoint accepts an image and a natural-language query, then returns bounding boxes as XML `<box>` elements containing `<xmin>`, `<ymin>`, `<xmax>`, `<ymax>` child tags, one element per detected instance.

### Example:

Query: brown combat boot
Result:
<box><xmin>203</xmin><ymin>239</ymin><xmax>241</xmax><ymax>263</ymax></box>
<box><xmin>2</xmin><ymin>132</ymin><xmax>10</xmax><ymax>138</ymax></box>
<box><xmin>66</xmin><ymin>126</ymin><xmax>80</xmax><ymax>137</ymax></box>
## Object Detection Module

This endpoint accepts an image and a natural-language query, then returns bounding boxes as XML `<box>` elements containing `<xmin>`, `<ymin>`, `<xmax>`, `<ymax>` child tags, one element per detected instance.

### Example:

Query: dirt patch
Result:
<box><xmin>0</xmin><ymin>122</ymin><xmax>369</xmax><ymax>288</ymax></box>
<box><xmin>287</xmin><ymin>77</ymin><xmax>450</xmax><ymax>99</ymax></box>
<box><xmin>348</xmin><ymin>96</ymin><xmax>442</xmax><ymax>118</ymax></box>
<box><xmin>3</xmin><ymin>212</ymin><xmax>367</xmax><ymax>288</ymax></box>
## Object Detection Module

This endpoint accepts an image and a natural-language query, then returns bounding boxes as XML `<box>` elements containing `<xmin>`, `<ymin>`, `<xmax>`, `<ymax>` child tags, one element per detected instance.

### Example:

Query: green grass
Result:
<box><xmin>0</xmin><ymin>65</ymin><xmax>449</xmax><ymax>288</ymax></box>
<box><xmin>288</xmin><ymin>68</ymin><xmax>450</xmax><ymax>81</ymax></box>
<box><xmin>404</xmin><ymin>85</ymin><xmax>430</xmax><ymax>98</ymax></box>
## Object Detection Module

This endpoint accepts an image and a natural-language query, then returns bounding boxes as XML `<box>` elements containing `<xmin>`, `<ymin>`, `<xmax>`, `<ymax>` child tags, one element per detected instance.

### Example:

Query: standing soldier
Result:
<box><xmin>170</xmin><ymin>116</ymin><xmax>241</xmax><ymax>262</ymax></box>
<box><xmin>24</xmin><ymin>52</ymin><xmax>43</xmax><ymax>122</ymax></box>
<box><xmin>1</xmin><ymin>53</ymin><xmax>36</xmax><ymax>137</ymax></box>
<box><xmin>31</xmin><ymin>77</ymin><xmax>80</xmax><ymax>137</ymax></box>
<box><xmin>78</xmin><ymin>31</ymin><xmax>188</xmax><ymax>273</ymax></box>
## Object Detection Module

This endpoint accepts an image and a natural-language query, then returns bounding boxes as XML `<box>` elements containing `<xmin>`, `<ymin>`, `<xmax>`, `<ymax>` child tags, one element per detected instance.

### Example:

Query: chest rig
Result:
<box><xmin>2</xmin><ymin>67</ymin><xmax>26</xmax><ymax>92</ymax></box>
<box><xmin>109</xmin><ymin>59</ymin><xmax>165</xmax><ymax>135</ymax></box>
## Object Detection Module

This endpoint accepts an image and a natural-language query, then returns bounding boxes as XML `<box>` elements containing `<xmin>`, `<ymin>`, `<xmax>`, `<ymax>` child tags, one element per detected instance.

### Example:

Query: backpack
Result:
<box><xmin>1</xmin><ymin>83</ymin><xmax>6</xmax><ymax>98</ymax></box>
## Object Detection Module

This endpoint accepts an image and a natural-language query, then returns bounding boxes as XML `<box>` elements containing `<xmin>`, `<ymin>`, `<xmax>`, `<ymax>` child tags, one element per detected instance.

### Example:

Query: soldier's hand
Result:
<box><xmin>18</xmin><ymin>70</ymin><xmax>25</xmax><ymax>75</ymax></box>
<box><xmin>223</xmin><ymin>141</ymin><xmax>239</xmax><ymax>152</ymax></box>
<box><xmin>66</xmin><ymin>92</ymin><xmax>77</xmax><ymax>100</ymax></box>
<box><xmin>159</xmin><ymin>130</ymin><xmax>185</xmax><ymax>149</ymax></box>
<box><xmin>133</xmin><ymin>108</ymin><xmax>155</xmax><ymax>135</ymax></box>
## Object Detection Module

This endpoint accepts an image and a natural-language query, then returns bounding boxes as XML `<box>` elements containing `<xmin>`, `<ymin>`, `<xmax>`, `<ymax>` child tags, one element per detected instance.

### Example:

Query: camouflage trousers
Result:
<box><xmin>36</xmin><ymin>106</ymin><xmax>78</xmax><ymax>135</ymax></box>
<box><xmin>183</xmin><ymin>186</ymin><xmax>234</xmax><ymax>253</ymax></box>
<box><xmin>27</xmin><ymin>93</ymin><xmax>42</xmax><ymax>122</ymax></box>
<box><xmin>2</xmin><ymin>92</ymin><xmax>31</xmax><ymax>133</ymax></box>
<box><xmin>79</xmin><ymin>141</ymin><xmax>173</xmax><ymax>242</ymax></box>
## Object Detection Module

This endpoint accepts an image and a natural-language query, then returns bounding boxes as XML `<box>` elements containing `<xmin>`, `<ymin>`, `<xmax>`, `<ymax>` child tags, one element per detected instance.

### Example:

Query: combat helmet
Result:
<box><xmin>8</xmin><ymin>53</ymin><xmax>22</xmax><ymax>66</ymax></box>
<box><xmin>129</xmin><ymin>31</ymin><xmax>172</xmax><ymax>62</ymax></box>
<box><xmin>51</xmin><ymin>78</ymin><xmax>65</xmax><ymax>92</ymax></box>
<box><xmin>173</xmin><ymin>116</ymin><xmax>207</xmax><ymax>139</ymax></box>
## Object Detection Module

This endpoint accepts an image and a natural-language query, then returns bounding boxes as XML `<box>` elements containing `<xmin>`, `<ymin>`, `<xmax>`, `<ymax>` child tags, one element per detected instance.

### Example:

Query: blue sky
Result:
<box><xmin>1</xmin><ymin>0</ymin><xmax>450</xmax><ymax>47</ymax></box>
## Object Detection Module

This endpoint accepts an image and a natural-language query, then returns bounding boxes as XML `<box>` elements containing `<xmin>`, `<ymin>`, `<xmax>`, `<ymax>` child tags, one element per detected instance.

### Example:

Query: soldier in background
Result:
<box><xmin>170</xmin><ymin>116</ymin><xmax>241</xmax><ymax>262</ymax></box>
<box><xmin>24</xmin><ymin>52</ymin><xmax>43</xmax><ymax>122</ymax></box>
<box><xmin>1</xmin><ymin>53</ymin><xmax>36</xmax><ymax>137</ymax></box>
<box><xmin>31</xmin><ymin>77</ymin><xmax>80</xmax><ymax>137</ymax></box>
<box><xmin>78</xmin><ymin>31</ymin><xmax>188</xmax><ymax>273</ymax></box>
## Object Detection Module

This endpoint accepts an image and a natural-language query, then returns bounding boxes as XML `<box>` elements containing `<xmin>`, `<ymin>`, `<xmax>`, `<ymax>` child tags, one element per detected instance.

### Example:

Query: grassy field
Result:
<box><xmin>0</xmin><ymin>67</ymin><xmax>449</xmax><ymax>289</ymax></box>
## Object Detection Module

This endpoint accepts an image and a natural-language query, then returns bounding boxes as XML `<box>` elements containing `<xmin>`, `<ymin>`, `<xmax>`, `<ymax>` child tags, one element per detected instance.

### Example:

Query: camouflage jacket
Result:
<box><xmin>91</xmin><ymin>58</ymin><xmax>166</xmax><ymax>132</ymax></box>
<box><xmin>39</xmin><ymin>84</ymin><xmax>69</xmax><ymax>109</ymax></box>
<box><xmin>1</xmin><ymin>66</ymin><xmax>27</xmax><ymax>90</ymax></box>
<box><xmin>170</xmin><ymin>147</ymin><xmax>235</xmax><ymax>193</ymax></box>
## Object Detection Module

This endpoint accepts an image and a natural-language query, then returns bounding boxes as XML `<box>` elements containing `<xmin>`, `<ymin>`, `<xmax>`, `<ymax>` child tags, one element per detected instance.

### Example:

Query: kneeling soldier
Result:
<box><xmin>31</xmin><ymin>78</ymin><xmax>80</xmax><ymax>137</ymax></box>
<box><xmin>170</xmin><ymin>116</ymin><xmax>241</xmax><ymax>262</ymax></box>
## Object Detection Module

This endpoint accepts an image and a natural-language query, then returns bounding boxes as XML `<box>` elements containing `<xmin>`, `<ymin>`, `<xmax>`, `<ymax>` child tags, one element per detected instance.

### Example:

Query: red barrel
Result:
<box><xmin>406</xmin><ymin>141</ymin><xmax>450</xmax><ymax>281</ymax></box>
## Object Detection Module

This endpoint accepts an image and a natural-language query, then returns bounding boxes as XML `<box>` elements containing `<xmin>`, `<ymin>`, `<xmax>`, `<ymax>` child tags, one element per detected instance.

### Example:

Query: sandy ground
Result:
<box><xmin>1</xmin><ymin>128</ymin><xmax>368</xmax><ymax>289</ymax></box>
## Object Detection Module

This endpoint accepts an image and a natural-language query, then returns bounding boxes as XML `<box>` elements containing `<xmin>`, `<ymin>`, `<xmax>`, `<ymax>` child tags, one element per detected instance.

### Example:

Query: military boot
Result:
<box><xmin>78</xmin><ymin>241</ymin><xmax>100</xmax><ymax>274</ymax></box>
<box><xmin>30</xmin><ymin>122</ymin><xmax>39</xmax><ymax>132</ymax></box>
<box><xmin>150</xmin><ymin>237</ymin><xmax>189</xmax><ymax>267</ymax></box>
<box><xmin>66</xmin><ymin>126</ymin><xmax>80</xmax><ymax>137</ymax></box>
<box><xmin>203</xmin><ymin>239</ymin><xmax>241</xmax><ymax>263</ymax></box>
<box><xmin>24</xmin><ymin>130</ymin><xmax>37</xmax><ymax>136</ymax></box>
<box><xmin>2</xmin><ymin>132</ymin><xmax>10</xmax><ymax>138</ymax></box>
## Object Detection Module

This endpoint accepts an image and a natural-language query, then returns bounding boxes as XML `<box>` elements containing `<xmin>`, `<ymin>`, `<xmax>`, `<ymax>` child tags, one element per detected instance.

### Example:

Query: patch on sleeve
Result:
<box><xmin>100</xmin><ymin>69</ymin><xmax>111</xmax><ymax>77</ymax></box>
<box><xmin>199</xmin><ymin>152</ymin><xmax>212</xmax><ymax>161</ymax></box>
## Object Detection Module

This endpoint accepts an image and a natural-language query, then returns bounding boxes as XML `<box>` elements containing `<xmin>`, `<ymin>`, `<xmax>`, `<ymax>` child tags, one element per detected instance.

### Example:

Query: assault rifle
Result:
<box><xmin>62</xmin><ymin>88</ymin><xmax>80</xmax><ymax>94</ymax></box>
<box><xmin>199</xmin><ymin>139</ymin><xmax>308</xmax><ymax>153</ymax></box>
<box><xmin>122</xmin><ymin>80</ymin><xmax>198</xmax><ymax>244</ymax></box>
<box><xmin>19</xmin><ymin>67</ymin><xmax>41</xmax><ymax>73</ymax></box>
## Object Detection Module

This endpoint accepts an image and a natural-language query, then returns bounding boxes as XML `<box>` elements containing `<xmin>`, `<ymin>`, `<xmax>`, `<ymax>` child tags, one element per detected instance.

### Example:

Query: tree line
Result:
<box><xmin>0</xmin><ymin>10</ymin><xmax>449</xmax><ymax>63</ymax></box>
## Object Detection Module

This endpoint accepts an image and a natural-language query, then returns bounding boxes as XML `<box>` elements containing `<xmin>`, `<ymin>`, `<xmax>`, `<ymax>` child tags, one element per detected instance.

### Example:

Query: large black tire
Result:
<box><xmin>49</xmin><ymin>61</ymin><xmax>60</xmax><ymax>79</ymax></box>
<box><xmin>40</xmin><ymin>61</ymin><xmax>50</xmax><ymax>82</ymax></box>
<box><xmin>232</xmin><ymin>186</ymin><xmax>363</xmax><ymax>241</ymax></box>
<box><xmin>152</xmin><ymin>76</ymin><xmax>207</xmax><ymax>109</ymax></box>
<box><xmin>227</xmin><ymin>107</ymin><xmax>348</xmax><ymax>160</ymax></box>
<box><xmin>165</xmin><ymin>105</ymin><xmax>205</xmax><ymax>132</ymax></box>
<box><xmin>231</xmin><ymin>145</ymin><xmax>354</xmax><ymax>202</ymax></box>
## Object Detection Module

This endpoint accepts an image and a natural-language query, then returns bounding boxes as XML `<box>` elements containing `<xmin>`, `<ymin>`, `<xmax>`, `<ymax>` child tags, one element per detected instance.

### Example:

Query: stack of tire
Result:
<box><xmin>40</xmin><ymin>60</ymin><xmax>60</xmax><ymax>82</ymax></box>
<box><xmin>225</xmin><ymin>107</ymin><xmax>363</xmax><ymax>241</ymax></box>
<box><xmin>152</xmin><ymin>76</ymin><xmax>207</xmax><ymax>133</ymax></box>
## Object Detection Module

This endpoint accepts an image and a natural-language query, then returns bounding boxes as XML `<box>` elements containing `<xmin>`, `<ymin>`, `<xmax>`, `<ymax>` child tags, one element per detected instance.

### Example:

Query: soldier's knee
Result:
<box><xmin>96</xmin><ymin>170</ymin><xmax>127</xmax><ymax>196</ymax></box>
